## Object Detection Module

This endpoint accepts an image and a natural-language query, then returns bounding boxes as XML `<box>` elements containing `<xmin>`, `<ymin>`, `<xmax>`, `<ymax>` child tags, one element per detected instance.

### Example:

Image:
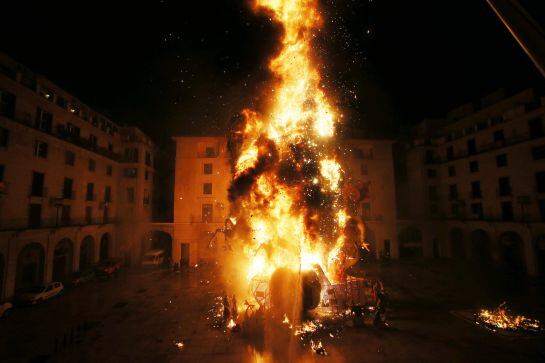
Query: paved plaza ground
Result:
<box><xmin>1</xmin><ymin>260</ymin><xmax>544</xmax><ymax>363</ymax></box>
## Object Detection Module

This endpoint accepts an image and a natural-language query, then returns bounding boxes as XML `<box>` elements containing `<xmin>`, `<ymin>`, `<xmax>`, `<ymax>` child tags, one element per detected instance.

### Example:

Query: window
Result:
<box><xmin>204</xmin><ymin>163</ymin><xmax>213</xmax><ymax>175</ymax></box>
<box><xmin>429</xmin><ymin>203</ymin><xmax>439</xmax><ymax>216</ymax></box>
<box><xmin>528</xmin><ymin>118</ymin><xmax>544</xmax><ymax>138</ymax></box>
<box><xmin>451</xmin><ymin>203</ymin><xmax>459</xmax><ymax>218</ymax></box>
<box><xmin>205</xmin><ymin>146</ymin><xmax>216</xmax><ymax>158</ymax></box>
<box><xmin>66</xmin><ymin>123</ymin><xmax>80</xmax><ymax>139</ymax></box>
<box><xmin>203</xmin><ymin>183</ymin><xmax>212</xmax><ymax>194</ymax></box>
<box><xmin>56</xmin><ymin>95</ymin><xmax>67</xmax><ymax>109</ymax></box>
<box><xmin>61</xmin><ymin>205</ymin><xmax>71</xmax><ymax>225</ymax></box>
<box><xmin>124</xmin><ymin>148</ymin><xmax>139</xmax><ymax>162</ymax></box>
<box><xmin>0</xmin><ymin>126</ymin><xmax>9</xmax><ymax>148</ymax></box>
<box><xmin>88</xmin><ymin>159</ymin><xmax>96</xmax><ymax>172</ymax></box>
<box><xmin>65</xmin><ymin>150</ymin><xmax>75</xmax><ymax>166</ymax></box>
<box><xmin>0</xmin><ymin>164</ymin><xmax>4</xmax><ymax>182</ymax></box>
<box><xmin>467</xmin><ymin>138</ymin><xmax>476</xmax><ymax>155</ymax></box>
<box><xmin>143</xmin><ymin>190</ymin><xmax>150</xmax><ymax>205</ymax></box>
<box><xmin>498</xmin><ymin>177</ymin><xmax>511</xmax><ymax>196</ymax></box>
<box><xmin>496</xmin><ymin>154</ymin><xmax>507</xmax><ymax>167</ymax></box>
<box><xmin>361</xmin><ymin>164</ymin><xmax>368</xmax><ymax>176</ymax></box>
<box><xmin>108</xmin><ymin>143</ymin><xmax>113</xmax><ymax>152</ymax></box>
<box><xmin>493</xmin><ymin>129</ymin><xmax>504</xmax><ymax>143</ymax></box>
<box><xmin>106</xmin><ymin>165</ymin><xmax>112</xmax><ymax>176</ymax></box>
<box><xmin>471</xmin><ymin>181</ymin><xmax>481</xmax><ymax>198</ymax></box>
<box><xmin>425</xmin><ymin>150</ymin><xmax>434</xmax><ymax>163</ymax></box>
<box><xmin>89</xmin><ymin>134</ymin><xmax>97</xmax><ymax>148</ymax></box>
<box><xmin>532</xmin><ymin>145</ymin><xmax>545</xmax><ymax>160</ymax></box>
<box><xmin>539</xmin><ymin>200</ymin><xmax>545</xmax><ymax>222</ymax></box>
<box><xmin>427</xmin><ymin>169</ymin><xmax>437</xmax><ymax>178</ymax></box>
<box><xmin>448</xmin><ymin>165</ymin><xmax>456</xmax><ymax>177</ymax></box>
<box><xmin>536</xmin><ymin>171</ymin><xmax>545</xmax><ymax>193</ymax></box>
<box><xmin>449</xmin><ymin>184</ymin><xmax>458</xmax><ymax>200</ymax></box>
<box><xmin>428</xmin><ymin>186</ymin><xmax>438</xmax><ymax>200</ymax></box>
<box><xmin>202</xmin><ymin>204</ymin><xmax>213</xmax><ymax>222</ymax></box>
<box><xmin>35</xmin><ymin>107</ymin><xmax>53</xmax><ymax>132</ymax></box>
<box><xmin>471</xmin><ymin>203</ymin><xmax>483</xmax><ymax>219</ymax></box>
<box><xmin>362</xmin><ymin>203</ymin><xmax>371</xmax><ymax>218</ymax></box>
<box><xmin>0</xmin><ymin>89</ymin><xmax>16</xmax><ymax>118</ymax></box>
<box><xmin>145</xmin><ymin>151</ymin><xmax>152</xmax><ymax>166</ymax></box>
<box><xmin>501</xmin><ymin>201</ymin><xmax>514</xmax><ymax>221</ymax></box>
<box><xmin>127</xmin><ymin>187</ymin><xmax>135</xmax><ymax>203</ymax></box>
<box><xmin>469</xmin><ymin>160</ymin><xmax>479</xmax><ymax>173</ymax></box>
<box><xmin>85</xmin><ymin>206</ymin><xmax>93</xmax><ymax>224</ymax></box>
<box><xmin>35</xmin><ymin>140</ymin><xmax>48</xmax><ymax>158</ymax></box>
<box><xmin>28</xmin><ymin>204</ymin><xmax>42</xmax><ymax>228</ymax></box>
<box><xmin>446</xmin><ymin>146</ymin><xmax>454</xmax><ymax>161</ymax></box>
<box><xmin>104</xmin><ymin>186</ymin><xmax>112</xmax><ymax>202</ymax></box>
<box><xmin>145</xmin><ymin>170</ymin><xmax>149</xmax><ymax>180</ymax></box>
<box><xmin>63</xmin><ymin>178</ymin><xmax>73</xmax><ymax>199</ymax></box>
<box><xmin>124</xmin><ymin>168</ymin><xmax>138</xmax><ymax>178</ymax></box>
<box><xmin>31</xmin><ymin>172</ymin><xmax>45</xmax><ymax>197</ymax></box>
<box><xmin>86</xmin><ymin>183</ymin><xmax>94</xmax><ymax>201</ymax></box>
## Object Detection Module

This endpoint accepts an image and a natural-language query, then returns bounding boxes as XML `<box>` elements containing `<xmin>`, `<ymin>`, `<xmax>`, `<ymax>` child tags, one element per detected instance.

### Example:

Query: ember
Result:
<box><xmin>475</xmin><ymin>303</ymin><xmax>542</xmax><ymax>333</ymax></box>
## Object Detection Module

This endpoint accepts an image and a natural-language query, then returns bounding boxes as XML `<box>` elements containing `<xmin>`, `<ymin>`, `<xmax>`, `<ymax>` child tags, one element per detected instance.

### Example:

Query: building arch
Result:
<box><xmin>449</xmin><ymin>227</ymin><xmax>466</xmax><ymax>258</ymax></box>
<box><xmin>470</xmin><ymin>229</ymin><xmax>491</xmax><ymax>264</ymax></box>
<box><xmin>99</xmin><ymin>233</ymin><xmax>111</xmax><ymax>261</ymax></box>
<box><xmin>141</xmin><ymin>230</ymin><xmax>173</xmax><ymax>261</ymax></box>
<box><xmin>79</xmin><ymin>235</ymin><xmax>95</xmax><ymax>272</ymax></box>
<box><xmin>16</xmin><ymin>243</ymin><xmax>45</xmax><ymax>290</ymax></box>
<box><xmin>52</xmin><ymin>238</ymin><xmax>74</xmax><ymax>282</ymax></box>
<box><xmin>498</xmin><ymin>231</ymin><xmax>525</xmax><ymax>274</ymax></box>
<box><xmin>398</xmin><ymin>226</ymin><xmax>423</xmax><ymax>258</ymax></box>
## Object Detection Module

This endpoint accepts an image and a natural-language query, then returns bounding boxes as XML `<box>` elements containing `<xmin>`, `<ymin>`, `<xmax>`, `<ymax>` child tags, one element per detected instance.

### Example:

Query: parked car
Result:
<box><xmin>142</xmin><ymin>249</ymin><xmax>165</xmax><ymax>268</ymax></box>
<box><xmin>95</xmin><ymin>258</ymin><xmax>122</xmax><ymax>279</ymax></box>
<box><xmin>15</xmin><ymin>282</ymin><xmax>64</xmax><ymax>305</ymax></box>
<box><xmin>71</xmin><ymin>270</ymin><xmax>95</xmax><ymax>286</ymax></box>
<box><xmin>0</xmin><ymin>301</ymin><xmax>13</xmax><ymax>318</ymax></box>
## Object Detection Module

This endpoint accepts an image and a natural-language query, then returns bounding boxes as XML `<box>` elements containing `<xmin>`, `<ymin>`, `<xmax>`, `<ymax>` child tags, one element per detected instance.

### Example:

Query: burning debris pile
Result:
<box><xmin>475</xmin><ymin>303</ymin><xmax>542</xmax><ymax>334</ymax></box>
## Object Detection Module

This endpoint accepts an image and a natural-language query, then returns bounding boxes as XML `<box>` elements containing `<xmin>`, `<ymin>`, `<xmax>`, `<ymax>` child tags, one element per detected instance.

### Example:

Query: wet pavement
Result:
<box><xmin>0</xmin><ymin>261</ymin><xmax>544</xmax><ymax>363</ymax></box>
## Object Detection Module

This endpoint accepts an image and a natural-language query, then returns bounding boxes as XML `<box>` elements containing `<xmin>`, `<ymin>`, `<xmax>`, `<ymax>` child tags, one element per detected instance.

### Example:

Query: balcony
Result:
<box><xmin>0</xmin><ymin>217</ymin><xmax>120</xmax><ymax>232</ymax></box>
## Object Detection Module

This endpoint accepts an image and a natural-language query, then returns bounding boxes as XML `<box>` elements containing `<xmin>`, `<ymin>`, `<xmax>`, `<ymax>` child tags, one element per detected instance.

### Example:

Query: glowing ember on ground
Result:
<box><xmin>475</xmin><ymin>303</ymin><xmax>542</xmax><ymax>333</ymax></box>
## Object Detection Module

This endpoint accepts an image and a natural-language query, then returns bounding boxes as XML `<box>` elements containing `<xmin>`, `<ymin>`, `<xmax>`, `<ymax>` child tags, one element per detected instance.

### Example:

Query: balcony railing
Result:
<box><xmin>0</xmin><ymin>217</ymin><xmax>120</xmax><ymax>232</ymax></box>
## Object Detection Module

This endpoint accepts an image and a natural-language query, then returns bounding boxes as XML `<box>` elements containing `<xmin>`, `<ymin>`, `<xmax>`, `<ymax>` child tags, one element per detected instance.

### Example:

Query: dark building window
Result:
<box><xmin>89</xmin><ymin>134</ymin><xmax>98</xmax><ymax>148</ymax></box>
<box><xmin>536</xmin><ymin>171</ymin><xmax>545</xmax><ymax>193</ymax></box>
<box><xmin>501</xmin><ymin>201</ymin><xmax>514</xmax><ymax>221</ymax></box>
<box><xmin>498</xmin><ymin>177</ymin><xmax>511</xmax><ymax>196</ymax></box>
<box><xmin>203</xmin><ymin>163</ymin><xmax>213</xmax><ymax>175</ymax></box>
<box><xmin>496</xmin><ymin>154</ymin><xmax>507</xmax><ymax>167</ymax></box>
<box><xmin>202</xmin><ymin>204</ymin><xmax>213</xmax><ymax>222</ymax></box>
<box><xmin>532</xmin><ymin>145</ymin><xmax>545</xmax><ymax>160</ymax></box>
<box><xmin>539</xmin><ymin>200</ymin><xmax>545</xmax><ymax>222</ymax></box>
<box><xmin>89</xmin><ymin>159</ymin><xmax>96</xmax><ymax>172</ymax></box>
<box><xmin>31</xmin><ymin>172</ymin><xmax>45</xmax><ymax>197</ymax></box>
<box><xmin>428</xmin><ymin>186</ymin><xmax>438</xmax><ymax>201</ymax></box>
<box><xmin>471</xmin><ymin>181</ymin><xmax>481</xmax><ymax>198</ymax></box>
<box><xmin>451</xmin><ymin>203</ymin><xmax>459</xmax><ymax>218</ymax></box>
<box><xmin>143</xmin><ymin>190</ymin><xmax>150</xmax><ymax>205</ymax></box>
<box><xmin>28</xmin><ymin>203</ymin><xmax>42</xmax><ymax>228</ymax></box>
<box><xmin>493</xmin><ymin>129</ymin><xmax>505</xmax><ymax>143</ymax></box>
<box><xmin>203</xmin><ymin>183</ymin><xmax>212</xmax><ymax>194</ymax></box>
<box><xmin>448</xmin><ymin>165</ymin><xmax>456</xmax><ymax>177</ymax></box>
<box><xmin>127</xmin><ymin>187</ymin><xmax>135</xmax><ymax>203</ymax></box>
<box><xmin>35</xmin><ymin>107</ymin><xmax>53</xmax><ymax>132</ymax></box>
<box><xmin>0</xmin><ymin>126</ymin><xmax>9</xmax><ymax>147</ymax></box>
<box><xmin>65</xmin><ymin>150</ymin><xmax>75</xmax><ymax>166</ymax></box>
<box><xmin>62</xmin><ymin>177</ymin><xmax>73</xmax><ymax>199</ymax></box>
<box><xmin>35</xmin><ymin>140</ymin><xmax>48</xmax><ymax>158</ymax></box>
<box><xmin>528</xmin><ymin>118</ymin><xmax>544</xmax><ymax>138</ymax></box>
<box><xmin>66</xmin><ymin>123</ymin><xmax>80</xmax><ymax>139</ymax></box>
<box><xmin>0</xmin><ymin>164</ymin><xmax>4</xmax><ymax>182</ymax></box>
<box><xmin>467</xmin><ymin>138</ymin><xmax>476</xmax><ymax>155</ymax></box>
<box><xmin>106</xmin><ymin>165</ymin><xmax>112</xmax><ymax>176</ymax></box>
<box><xmin>430</xmin><ymin>203</ymin><xmax>439</xmax><ymax>216</ymax></box>
<box><xmin>104</xmin><ymin>186</ymin><xmax>112</xmax><ymax>202</ymax></box>
<box><xmin>108</xmin><ymin>143</ymin><xmax>113</xmax><ymax>152</ymax></box>
<box><xmin>0</xmin><ymin>89</ymin><xmax>16</xmax><ymax>118</ymax></box>
<box><xmin>205</xmin><ymin>146</ymin><xmax>216</xmax><ymax>158</ymax></box>
<box><xmin>425</xmin><ymin>150</ymin><xmax>434</xmax><ymax>163</ymax></box>
<box><xmin>449</xmin><ymin>184</ymin><xmax>458</xmax><ymax>200</ymax></box>
<box><xmin>145</xmin><ymin>170</ymin><xmax>149</xmax><ymax>180</ymax></box>
<box><xmin>85</xmin><ymin>206</ymin><xmax>93</xmax><ymax>224</ymax></box>
<box><xmin>123</xmin><ymin>168</ymin><xmax>138</xmax><ymax>178</ymax></box>
<box><xmin>471</xmin><ymin>203</ymin><xmax>483</xmax><ymax>219</ymax></box>
<box><xmin>61</xmin><ymin>205</ymin><xmax>71</xmax><ymax>225</ymax></box>
<box><xmin>145</xmin><ymin>151</ymin><xmax>152</xmax><ymax>166</ymax></box>
<box><xmin>469</xmin><ymin>160</ymin><xmax>479</xmax><ymax>173</ymax></box>
<box><xmin>56</xmin><ymin>95</ymin><xmax>67</xmax><ymax>108</ymax></box>
<box><xmin>124</xmin><ymin>148</ymin><xmax>139</xmax><ymax>162</ymax></box>
<box><xmin>446</xmin><ymin>146</ymin><xmax>454</xmax><ymax>161</ymax></box>
<box><xmin>86</xmin><ymin>183</ymin><xmax>94</xmax><ymax>201</ymax></box>
<box><xmin>427</xmin><ymin>169</ymin><xmax>437</xmax><ymax>178</ymax></box>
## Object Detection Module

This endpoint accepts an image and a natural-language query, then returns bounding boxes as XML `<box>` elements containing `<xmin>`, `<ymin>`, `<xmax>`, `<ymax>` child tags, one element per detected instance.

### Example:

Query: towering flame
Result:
<box><xmin>226</xmin><ymin>0</ymin><xmax>363</xmax><ymax>301</ymax></box>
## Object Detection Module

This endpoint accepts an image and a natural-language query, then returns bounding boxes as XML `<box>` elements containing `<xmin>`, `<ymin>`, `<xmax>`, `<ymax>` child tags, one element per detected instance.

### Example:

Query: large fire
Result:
<box><xmin>225</xmin><ymin>0</ymin><xmax>365</xmax><ymax>306</ymax></box>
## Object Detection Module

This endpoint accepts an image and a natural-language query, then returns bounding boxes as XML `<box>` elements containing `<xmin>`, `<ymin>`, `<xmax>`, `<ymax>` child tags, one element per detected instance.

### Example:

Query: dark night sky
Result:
<box><xmin>1</xmin><ymin>0</ymin><xmax>544</xmax><ymax>144</ymax></box>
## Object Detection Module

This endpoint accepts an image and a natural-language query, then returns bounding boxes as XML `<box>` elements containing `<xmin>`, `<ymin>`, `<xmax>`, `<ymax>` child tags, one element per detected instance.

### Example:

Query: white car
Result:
<box><xmin>0</xmin><ymin>302</ymin><xmax>13</xmax><ymax>317</ymax></box>
<box><xmin>16</xmin><ymin>282</ymin><xmax>64</xmax><ymax>305</ymax></box>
